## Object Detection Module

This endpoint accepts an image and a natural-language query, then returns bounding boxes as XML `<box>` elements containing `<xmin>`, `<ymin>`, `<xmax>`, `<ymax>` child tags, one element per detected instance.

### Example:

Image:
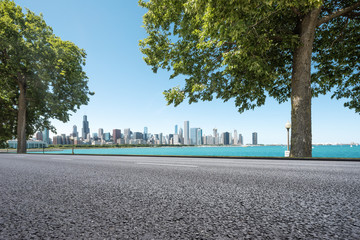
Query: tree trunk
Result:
<box><xmin>290</xmin><ymin>9</ymin><xmax>320</xmax><ymax>158</ymax></box>
<box><xmin>17</xmin><ymin>74</ymin><xmax>27</xmax><ymax>154</ymax></box>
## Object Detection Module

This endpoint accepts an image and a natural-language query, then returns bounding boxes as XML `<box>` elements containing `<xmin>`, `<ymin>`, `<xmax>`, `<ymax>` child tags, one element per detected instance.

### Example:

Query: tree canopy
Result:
<box><xmin>139</xmin><ymin>0</ymin><xmax>360</xmax><ymax>157</ymax></box>
<box><xmin>0</xmin><ymin>0</ymin><xmax>93</xmax><ymax>152</ymax></box>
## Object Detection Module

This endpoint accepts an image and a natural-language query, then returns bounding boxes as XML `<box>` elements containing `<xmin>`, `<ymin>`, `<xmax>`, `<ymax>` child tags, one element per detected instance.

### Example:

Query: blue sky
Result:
<box><xmin>15</xmin><ymin>0</ymin><xmax>360</xmax><ymax>144</ymax></box>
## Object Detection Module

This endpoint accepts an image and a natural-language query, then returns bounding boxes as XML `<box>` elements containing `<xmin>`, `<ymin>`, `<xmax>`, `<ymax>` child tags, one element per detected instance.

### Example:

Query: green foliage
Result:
<box><xmin>139</xmin><ymin>0</ymin><xmax>360</xmax><ymax>113</ymax></box>
<box><xmin>0</xmin><ymin>0</ymin><xmax>93</xmax><ymax>143</ymax></box>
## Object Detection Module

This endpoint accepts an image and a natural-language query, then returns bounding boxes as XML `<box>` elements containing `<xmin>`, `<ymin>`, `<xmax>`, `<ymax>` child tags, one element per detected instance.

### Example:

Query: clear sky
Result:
<box><xmin>14</xmin><ymin>0</ymin><xmax>360</xmax><ymax>144</ymax></box>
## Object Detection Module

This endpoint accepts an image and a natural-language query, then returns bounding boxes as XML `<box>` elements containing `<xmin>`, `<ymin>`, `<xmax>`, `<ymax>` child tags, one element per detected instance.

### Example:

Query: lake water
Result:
<box><xmin>37</xmin><ymin>145</ymin><xmax>360</xmax><ymax>159</ymax></box>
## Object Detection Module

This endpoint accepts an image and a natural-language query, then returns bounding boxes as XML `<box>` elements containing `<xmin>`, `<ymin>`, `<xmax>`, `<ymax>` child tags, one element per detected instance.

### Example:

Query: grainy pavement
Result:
<box><xmin>0</xmin><ymin>154</ymin><xmax>359</xmax><ymax>239</ymax></box>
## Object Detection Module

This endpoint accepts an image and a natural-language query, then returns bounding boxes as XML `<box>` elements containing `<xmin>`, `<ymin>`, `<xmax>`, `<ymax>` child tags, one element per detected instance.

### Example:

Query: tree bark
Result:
<box><xmin>290</xmin><ymin>9</ymin><xmax>320</xmax><ymax>158</ymax></box>
<box><xmin>17</xmin><ymin>74</ymin><xmax>27</xmax><ymax>154</ymax></box>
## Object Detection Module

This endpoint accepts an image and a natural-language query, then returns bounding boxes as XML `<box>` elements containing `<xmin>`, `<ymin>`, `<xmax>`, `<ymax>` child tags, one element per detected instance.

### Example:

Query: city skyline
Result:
<box><xmin>47</xmin><ymin>116</ymin><xmax>258</xmax><ymax>146</ymax></box>
<box><xmin>15</xmin><ymin>0</ymin><xmax>360</xmax><ymax>145</ymax></box>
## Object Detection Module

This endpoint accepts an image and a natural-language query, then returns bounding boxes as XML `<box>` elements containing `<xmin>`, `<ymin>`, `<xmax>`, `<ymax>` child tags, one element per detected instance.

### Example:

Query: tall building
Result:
<box><xmin>252</xmin><ymin>132</ymin><xmax>258</xmax><ymax>145</ymax></box>
<box><xmin>196</xmin><ymin>128</ymin><xmax>203</xmax><ymax>145</ymax></box>
<box><xmin>61</xmin><ymin>134</ymin><xmax>67</xmax><ymax>145</ymax></box>
<box><xmin>221</xmin><ymin>132</ymin><xmax>230</xmax><ymax>145</ymax></box>
<box><xmin>184</xmin><ymin>121</ymin><xmax>190</xmax><ymax>145</ymax></box>
<box><xmin>234</xmin><ymin>130</ymin><xmax>238</xmax><ymax>145</ymax></box>
<box><xmin>213</xmin><ymin>128</ymin><xmax>219</xmax><ymax>145</ymax></box>
<box><xmin>239</xmin><ymin>134</ymin><xmax>243</xmax><ymax>145</ymax></box>
<box><xmin>124</xmin><ymin>128</ymin><xmax>131</xmax><ymax>140</ymax></box>
<box><xmin>53</xmin><ymin>135</ymin><xmax>62</xmax><ymax>145</ymax></box>
<box><xmin>82</xmin><ymin>115</ymin><xmax>90</xmax><ymax>140</ymax></box>
<box><xmin>42</xmin><ymin>128</ymin><xmax>49</xmax><ymax>144</ymax></box>
<box><xmin>72</xmin><ymin>125</ymin><xmax>78</xmax><ymax>138</ymax></box>
<box><xmin>133</xmin><ymin>132</ymin><xmax>143</xmax><ymax>140</ymax></box>
<box><xmin>173</xmin><ymin>134</ymin><xmax>180</xmax><ymax>145</ymax></box>
<box><xmin>179</xmin><ymin>128</ymin><xmax>184</xmax><ymax>144</ymax></box>
<box><xmin>190</xmin><ymin>128</ymin><xmax>199</xmax><ymax>145</ymax></box>
<box><xmin>144</xmin><ymin>127</ymin><xmax>148</xmax><ymax>140</ymax></box>
<box><xmin>113</xmin><ymin>129</ymin><xmax>121</xmax><ymax>143</ymax></box>
<box><xmin>175</xmin><ymin>125</ymin><xmax>178</xmax><ymax>134</ymax></box>
<box><xmin>104</xmin><ymin>132</ymin><xmax>111</xmax><ymax>142</ymax></box>
<box><xmin>159</xmin><ymin>133</ymin><xmax>163</xmax><ymax>144</ymax></box>
<box><xmin>92</xmin><ymin>133</ymin><xmax>98</xmax><ymax>140</ymax></box>
<box><xmin>98</xmin><ymin>128</ymin><xmax>104</xmax><ymax>140</ymax></box>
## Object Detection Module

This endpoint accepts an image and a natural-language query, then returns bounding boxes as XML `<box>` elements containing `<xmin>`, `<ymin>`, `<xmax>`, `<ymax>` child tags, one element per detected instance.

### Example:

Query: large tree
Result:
<box><xmin>139</xmin><ymin>0</ymin><xmax>360</xmax><ymax>157</ymax></box>
<box><xmin>0</xmin><ymin>0</ymin><xmax>93</xmax><ymax>153</ymax></box>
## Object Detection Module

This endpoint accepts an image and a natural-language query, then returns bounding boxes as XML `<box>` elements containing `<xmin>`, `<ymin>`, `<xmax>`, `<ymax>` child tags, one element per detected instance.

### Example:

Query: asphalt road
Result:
<box><xmin>0</xmin><ymin>154</ymin><xmax>359</xmax><ymax>239</ymax></box>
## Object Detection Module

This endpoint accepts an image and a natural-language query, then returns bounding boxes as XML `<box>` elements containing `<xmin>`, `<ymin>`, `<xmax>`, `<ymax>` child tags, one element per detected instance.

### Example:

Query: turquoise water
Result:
<box><xmin>35</xmin><ymin>145</ymin><xmax>360</xmax><ymax>158</ymax></box>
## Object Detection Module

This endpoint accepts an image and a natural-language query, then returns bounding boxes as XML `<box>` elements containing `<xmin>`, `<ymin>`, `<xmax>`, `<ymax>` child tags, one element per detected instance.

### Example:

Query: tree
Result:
<box><xmin>0</xmin><ymin>0</ymin><xmax>93</xmax><ymax>153</ymax></box>
<box><xmin>139</xmin><ymin>0</ymin><xmax>360</xmax><ymax>157</ymax></box>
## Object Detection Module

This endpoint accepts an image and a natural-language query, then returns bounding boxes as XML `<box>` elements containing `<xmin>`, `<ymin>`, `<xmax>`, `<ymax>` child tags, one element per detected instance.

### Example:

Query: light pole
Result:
<box><xmin>70</xmin><ymin>136</ymin><xmax>74</xmax><ymax>155</ymax></box>
<box><xmin>285</xmin><ymin>121</ymin><xmax>291</xmax><ymax>157</ymax></box>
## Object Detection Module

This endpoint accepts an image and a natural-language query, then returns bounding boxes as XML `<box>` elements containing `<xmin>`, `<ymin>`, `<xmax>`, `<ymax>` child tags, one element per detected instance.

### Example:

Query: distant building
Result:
<box><xmin>7</xmin><ymin>140</ymin><xmax>47</xmax><ymax>149</ymax></box>
<box><xmin>252</xmin><ymin>132</ymin><xmax>258</xmax><ymax>145</ymax></box>
<box><xmin>221</xmin><ymin>132</ymin><xmax>230</xmax><ymax>145</ymax></box>
<box><xmin>159</xmin><ymin>133</ymin><xmax>163</xmax><ymax>144</ymax></box>
<box><xmin>239</xmin><ymin>134</ymin><xmax>243</xmax><ymax>145</ymax></box>
<box><xmin>133</xmin><ymin>132</ymin><xmax>143</xmax><ymax>140</ymax></box>
<box><xmin>205</xmin><ymin>135</ymin><xmax>213</xmax><ymax>145</ymax></box>
<box><xmin>173</xmin><ymin>134</ymin><xmax>180</xmax><ymax>145</ymax></box>
<box><xmin>113</xmin><ymin>129</ymin><xmax>121</xmax><ymax>143</ymax></box>
<box><xmin>196</xmin><ymin>128</ymin><xmax>202</xmax><ymax>145</ymax></box>
<box><xmin>213</xmin><ymin>128</ymin><xmax>219</xmax><ymax>145</ymax></box>
<box><xmin>234</xmin><ymin>130</ymin><xmax>238</xmax><ymax>145</ymax></box>
<box><xmin>184</xmin><ymin>121</ymin><xmax>190</xmax><ymax>145</ymax></box>
<box><xmin>175</xmin><ymin>125</ymin><xmax>178</xmax><ymax>134</ymax></box>
<box><xmin>92</xmin><ymin>133</ymin><xmax>98</xmax><ymax>140</ymax></box>
<box><xmin>179</xmin><ymin>128</ymin><xmax>184</xmax><ymax>144</ymax></box>
<box><xmin>35</xmin><ymin>132</ymin><xmax>43</xmax><ymax>141</ymax></box>
<box><xmin>144</xmin><ymin>127</ymin><xmax>148</xmax><ymax>140</ymax></box>
<box><xmin>61</xmin><ymin>134</ymin><xmax>67</xmax><ymax>145</ymax></box>
<box><xmin>104</xmin><ymin>132</ymin><xmax>111</xmax><ymax>142</ymax></box>
<box><xmin>42</xmin><ymin>128</ymin><xmax>49</xmax><ymax>144</ymax></box>
<box><xmin>124</xmin><ymin>128</ymin><xmax>131</xmax><ymax>140</ymax></box>
<box><xmin>53</xmin><ymin>135</ymin><xmax>62</xmax><ymax>145</ymax></box>
<box><xmin>73</xmin><ymin>125</ymin><xmax>78</xmax><ymax>138</ymax></box>
<box><xmin>98</xmin><ymin>128</ymin><xmax>104</xmax><ymax>140</ymax></box>
<box><xmin>190</xmin><ymin>128</ymin><xmax>199</xmax><ymax>145</ymax></box>
<box><xmin>82</xmin><ymin>115</ymin><xmax>90</xmax><ymax>140</ymax></box>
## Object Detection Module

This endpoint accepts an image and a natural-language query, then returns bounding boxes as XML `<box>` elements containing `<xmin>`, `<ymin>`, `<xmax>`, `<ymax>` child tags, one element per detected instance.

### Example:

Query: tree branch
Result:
<box><xmin>317</xmin><ymin>2</ymin><xmax>360</xmax><ymax>27</ymax></box>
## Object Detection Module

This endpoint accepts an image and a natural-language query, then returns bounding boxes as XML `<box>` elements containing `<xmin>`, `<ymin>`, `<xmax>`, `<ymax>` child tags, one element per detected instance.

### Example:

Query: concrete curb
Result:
<box><xmin>11</xmin><ymin>152</ymin><xmax>360</xmax><ymax>162</ymax></box>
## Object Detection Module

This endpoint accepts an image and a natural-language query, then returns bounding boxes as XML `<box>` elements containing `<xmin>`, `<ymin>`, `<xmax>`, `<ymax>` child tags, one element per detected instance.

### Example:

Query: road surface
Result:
<box><xmin>0</xmin><ymin>154</ymin><xmax>359</xmax><ymax>239</ymax></box>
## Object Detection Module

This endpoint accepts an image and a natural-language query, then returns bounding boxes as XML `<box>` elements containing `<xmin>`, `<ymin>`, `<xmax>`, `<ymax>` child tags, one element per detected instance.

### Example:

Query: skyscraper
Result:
<box><xmin>184</xmin><ymin>121</ymin><xmax>190</xmax><ymax>145</ymax></box>
<box><xmin>175</xmin><ymin>125</ymin><xmax>178</xmax><ymax>134</ymax></box>
<box><xmin>221</xmin><ymin>132</ymin><xmax>230</xmax><ymax>145</ymax></box>
<box><xmin>98</xmin><ymin>128</ymin><xmax>104</xmax><ymax>140</ymax></box>
<box><xmin>130</xmin><ymin>132</ymin><xmax>142</xmax><ymax>140</ymax></box>
<box><xmin>104</xmin><ymin>132</ymin><xmax>111</xmax><ymax>141</ymax></box>
<box><xmin>213</xmin><ymin>128</ymin><xmax>219</xmax><ymax>145</ymax></box>
<box><xmin>72</xmin><ymin>125</ymin><xmax>78</xmax><ymax>138</ymax></box>
<box><xmin>179</xmin><ymin>128</ymin><xmax>184</xmax><ymax>144</ymax></box>
<box><xmin>234</xmin><ymin>130</ymin><xmax>238</xmax><ymax>145</ymax></box>
<box><xmin>113</xmin><ymin>129</ymin><xmax>121</xmax><ymax>143</ymax></box>
<box><xmin>144</xmin><ymin>127</ymin><xmax>148</xmax><ymax>140</ymax></box>
<box><xmin>82</xmin><ymin>115</ymin><xmax>90</xmax><ymax>140</ymax></box>
<box><xmin>159</xmin><ymin>133</ymin><xmax>163</xmax><ymax>144</ymax></box>
<box><xmin>124</xmin><ymin>128</ymin><xmax>131</xmax><ymax>140</ymax></box>
<box><xmin>239</xmin><ymin>134</ymin><xmax>243</xmax><ymax>145</ymax></box>
<box><xmin>42</xmin><ymin>128</ymin><xmax>49</xmax><ymax>144</ymax></box>
<box><xmin>190</xmin><ymin>128</ymin><xmax>199</xmax><ymax>145</ymax></box>
<box><xmin>252</xmin><ymin>132</ymin><xmax>258</xmax><ymax>145</ymax></box>
<box><xmin>196</xmin><ymin>128</ymin><xmax>203</xmax><ymax>145</ymax></box>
